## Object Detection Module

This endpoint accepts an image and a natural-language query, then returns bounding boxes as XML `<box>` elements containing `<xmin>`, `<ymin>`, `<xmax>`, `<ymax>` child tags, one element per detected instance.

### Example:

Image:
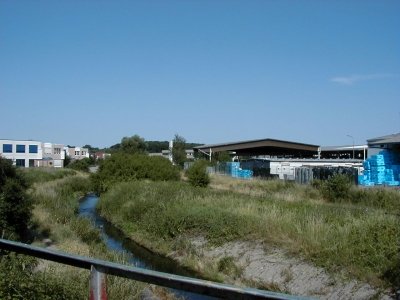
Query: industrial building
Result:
<box><xmin>194</xmin><ymin>134</ymin><xmax>400</xmax><ymax>186</ymax></box>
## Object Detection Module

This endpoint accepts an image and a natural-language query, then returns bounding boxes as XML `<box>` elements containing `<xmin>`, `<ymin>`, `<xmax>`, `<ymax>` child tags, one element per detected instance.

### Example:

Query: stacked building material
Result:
<box><xmin>225</xmin><ymin>162</ymin><xmax>253</xmax><ymax>179</ymax></box>
<box><xmin>359</xmin><ymin>150</ymin><xmax>400</xmax><ymax>186</ymax></box>
<box><xmin>236</xmin><ymin>169</ymin><xmax>253</xmax><ymax>179</ymax></box>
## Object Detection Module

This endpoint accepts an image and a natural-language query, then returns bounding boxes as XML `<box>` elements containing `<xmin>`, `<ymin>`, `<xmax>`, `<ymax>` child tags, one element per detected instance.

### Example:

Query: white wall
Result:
<box><xmin>0</xmin><ymin>139</ymin><xmax>42</xmax><ymax>167</ymax></box>
<box><xmin>269</xmin><ymin>160</ymin><xmax>363</xmax><ymax>179</ymax></box>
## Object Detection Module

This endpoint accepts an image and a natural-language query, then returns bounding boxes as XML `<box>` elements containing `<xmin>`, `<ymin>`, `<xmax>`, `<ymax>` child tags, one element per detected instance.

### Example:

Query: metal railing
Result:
<box><xmin>0</xmin><ymin>238</ymin><xmax>309</xmax><ymax>300</ymax></box>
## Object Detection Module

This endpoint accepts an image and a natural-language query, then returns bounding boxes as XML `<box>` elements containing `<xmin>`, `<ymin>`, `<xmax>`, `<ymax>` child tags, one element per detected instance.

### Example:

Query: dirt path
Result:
<box><xmin>172</xmin><ymin>237</ymin><xmax>395</xmax><ymax>300</ymax></box>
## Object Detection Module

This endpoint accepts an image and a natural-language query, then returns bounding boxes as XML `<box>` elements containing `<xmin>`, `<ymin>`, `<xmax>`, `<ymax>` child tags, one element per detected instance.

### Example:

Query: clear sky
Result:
<box><xmin>1</xmin><ymin>1</ymin><xmax>399</xmax><ymax>148</ymax></box>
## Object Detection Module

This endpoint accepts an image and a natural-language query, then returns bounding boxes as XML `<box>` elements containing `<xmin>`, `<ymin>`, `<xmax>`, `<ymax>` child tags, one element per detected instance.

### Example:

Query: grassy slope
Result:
<box><xmin>97</xmin><ymin>177</ymin><xmax>400</xmax><ymax>288</ymax></box>
<box><xmin>29</xmin><ymin>171</ymin><xmax>148</xmax><ymax>299</ymax></box>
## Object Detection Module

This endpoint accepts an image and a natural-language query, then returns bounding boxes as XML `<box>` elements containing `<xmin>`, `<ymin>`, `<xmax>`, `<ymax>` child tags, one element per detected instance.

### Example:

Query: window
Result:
<box><xmin>29</xmin><ymin>145</ymin><xmax>38</xmax><ymax>153</ymax></box>
<box><xmin>16</xmin><ymin>144</ymin><xmax>25</xmax><ymax>153</ymax></box>
<box><xmin>75</xmin><ymin>151</ymin><xmax>80</xmax><ymax>156</ymax></box>
<box><xmin>29</xmin><ymin>159</ymin><xmax>35</xmax><ymax>167</ymax></box>
<box><xmin>82</xmin><ymin>151</ymin><xmax>86</xmax><ymax>155</ymax></box>
<box><xmin>2</xmin><ymin>144</ymin><xmax>12</xmax><ymax>153</ymax></box>
<box><xmin>16</xmin><ymin>159</ymin><xmax>25</xmax><ymax>167</ymax></box>
<box><xmin>54</xmin><ymin>148</ymin><xmax>61</xmax><ymax>154</ymax></box>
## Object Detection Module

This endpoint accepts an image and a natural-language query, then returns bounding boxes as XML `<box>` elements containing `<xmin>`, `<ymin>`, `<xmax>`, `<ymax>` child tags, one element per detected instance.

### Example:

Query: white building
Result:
<box><xmin>0</xmin><ymin>139</ymin><xmax>65</xmax><ymax>168</ymax></box>
<box><xmin>0</xmin><ymin>139</ymin><xmax>42</xmax><ymax>167</ymax></box>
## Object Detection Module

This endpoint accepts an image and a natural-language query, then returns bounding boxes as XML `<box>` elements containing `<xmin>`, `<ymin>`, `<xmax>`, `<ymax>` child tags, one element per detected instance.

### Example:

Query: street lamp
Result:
<box><xmin>346</xmin><ymin>134</ymin><xmax>355</xmax><ymax>159</ymax></box>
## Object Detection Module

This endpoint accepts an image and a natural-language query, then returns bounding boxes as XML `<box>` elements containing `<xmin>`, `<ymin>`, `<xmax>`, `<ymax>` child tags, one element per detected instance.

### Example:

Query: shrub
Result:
<box><xmin>91</xmin><ymin>153</ymin><xmax>180</xmax><ymax>193</ymax></box>
<box><xmin>217</xmin><ymin>256</ymin><xmax>242</xmax><ymax>278</ymax></box>
<box><xmin>0</xmin><ymin>157</ymin><xmax>32</xmax><ymax>241</ymax></box>
<box><xmin>349</xmin><ymin>187</ymin><xmax>400</xmax><ymax>213</ymax></box>
<box><xmin>0</xmin><ymin>253</ymin><xmax>84</xmax><ymax>300</ymax></box>
<box><xmin>67</xmin><ymin>157</ymin><xmax>92</xmax><ymax>172</ymax></box>
<box><xmin>186</xmin><ymin>160</ymin><xmax>210</xmax><ymax>187</ymax></box>
<box><xmin>319</xmin><ymin>174</ymin><xmax>352</xmax><ymax>202</ymax></box>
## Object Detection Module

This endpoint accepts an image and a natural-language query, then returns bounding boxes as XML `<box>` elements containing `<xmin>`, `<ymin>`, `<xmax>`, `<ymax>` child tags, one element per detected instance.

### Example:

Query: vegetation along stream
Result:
<box><xmin>78</xmin><ymin>194</ymin><xmax>216</xmax><ymax>300</ymax></box>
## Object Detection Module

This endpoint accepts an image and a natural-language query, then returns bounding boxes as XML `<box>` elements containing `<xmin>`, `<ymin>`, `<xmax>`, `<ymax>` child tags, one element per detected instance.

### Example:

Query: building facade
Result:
<box><xmin>0</xmin><ymin>139</ymin><xmax>65</xmax><ymax>168</ymax></box>
<box><xmin>41</xmin><ymin>142</ymin><xmax>65</xmax><ymax>167</ymax></box>
<box><xmin>65</xmin><ymin>146</ymin><xmax>90</xmax><ymax>160</ymax></box>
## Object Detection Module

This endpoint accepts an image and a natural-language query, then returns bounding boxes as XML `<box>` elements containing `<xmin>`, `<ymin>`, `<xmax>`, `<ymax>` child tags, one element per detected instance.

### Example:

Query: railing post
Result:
<box><xmin>89</xmin><ymin>265</ymin><xmax>107</xmax><ymax>300</ymax></box>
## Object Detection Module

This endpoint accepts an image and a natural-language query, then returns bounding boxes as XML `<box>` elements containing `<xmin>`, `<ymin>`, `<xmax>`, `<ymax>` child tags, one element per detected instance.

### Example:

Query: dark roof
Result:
<box><xmin>367</xmin><ymin>133</ymin><xmax>400</xmax><ymax>145</ymax></box>
<box><xmin>193</xmin><ymin>138</ymin><xmax>319</xmax><ymax>157</ymax></box>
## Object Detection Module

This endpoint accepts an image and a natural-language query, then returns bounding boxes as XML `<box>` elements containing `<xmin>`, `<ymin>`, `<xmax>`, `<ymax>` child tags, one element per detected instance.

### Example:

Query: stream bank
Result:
<box><xmin>85</xmin><ymin>192</ymin><xmax>395</xmax><ymax>299</ymax></box>
<box><xmin>79</xmin><ymin>194</ymin><xmax>215</xmax><ymax>300</ymax></box>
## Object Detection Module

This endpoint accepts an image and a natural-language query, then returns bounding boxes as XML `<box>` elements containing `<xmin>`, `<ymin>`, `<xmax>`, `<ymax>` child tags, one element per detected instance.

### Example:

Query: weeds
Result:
<box><xmin>19</xmin><ymin>167</ymin><xmax>76</xmax><ymax>185</ymax></box>
<box><xmin>98</xmin><ymin>179</ymin><xmax>400</xmax><ymax>287</ymax></box>
<box><xmin>217</xmin><ymin>256</ymin><xmax>243</xmax><ymax>278</ymax></box>
<box><xmin>26</xmin><ymin>170</ymin><xmax>149</xmax><ymax>299</ymax></box>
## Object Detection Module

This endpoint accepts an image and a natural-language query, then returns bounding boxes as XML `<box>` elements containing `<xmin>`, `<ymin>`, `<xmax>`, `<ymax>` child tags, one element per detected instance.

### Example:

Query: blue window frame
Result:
<box><xmin>2</xmin><ymin>144</ymin><xmax>12</xmax><ymax>153</ymax></box>
<box><xmin>16</xmin><ymin>144</ymin><xmax>26</xmax><ymax>153</ymax></box>
<box><xmin>29</xmin><ymin>145</ymin><xmax>38</xmax><ymax>153</ymax></box>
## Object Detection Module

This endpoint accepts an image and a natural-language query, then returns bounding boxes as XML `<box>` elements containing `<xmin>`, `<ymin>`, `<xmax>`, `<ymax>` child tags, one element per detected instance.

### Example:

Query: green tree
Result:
<box><xmin>82</xmin><ymin>144</ymin><xmax>99</xmax><ymax>154</ymax></box>
<box><xmin>0</xmin><ymin>157</ymin><xmax>32</xmax><ymax>241</ymax></box>
<box><xmin>145</xmin><ymin>141</ymin><xmax>169</xmax><ymax>153</ymax></box>
<box><xmin>120</xmin><ymin>135</ymin><xmax>146</xmax><ymax>154</ymax></box>
<box><xmin>91</xmin><ymin>153</ymin><xmax>180</xmax><ymax>193</ymax></box>
<box><xmin>63</xmin><ymin>150</ymin><xmax>71</xmax><ymax>167</ymax></box>
<box><xmin>172</xmin><ymin>134</ymin><xmax>186</xmax><ymax>168</ymax></box>
<box><xmin>213</xmin><ymin>151</ymin><xmax>231</xmax><ymax>163</ymax></box>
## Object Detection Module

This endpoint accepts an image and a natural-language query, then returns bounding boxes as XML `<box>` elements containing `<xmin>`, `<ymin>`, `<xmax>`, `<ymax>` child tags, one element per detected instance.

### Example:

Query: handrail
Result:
<box><xmin>0</xmin><ymin>238</ymin><xmax>309</xmax><ymax>300</ymax></box>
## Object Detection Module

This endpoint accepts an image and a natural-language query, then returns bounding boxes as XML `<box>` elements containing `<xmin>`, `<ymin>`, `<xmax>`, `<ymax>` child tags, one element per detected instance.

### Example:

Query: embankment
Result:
<box><xmin>97</xmin><ymin>179</ymin><xmax>399</xmax><ymax>299</ymax></box>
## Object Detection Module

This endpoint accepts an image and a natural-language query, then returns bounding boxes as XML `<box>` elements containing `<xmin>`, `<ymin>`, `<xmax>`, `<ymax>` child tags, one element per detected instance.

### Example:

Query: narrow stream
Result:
<box><xmin>78</xmin><ymin>194</ymin><xmax>217</xmax><ymax>300</ymax></box>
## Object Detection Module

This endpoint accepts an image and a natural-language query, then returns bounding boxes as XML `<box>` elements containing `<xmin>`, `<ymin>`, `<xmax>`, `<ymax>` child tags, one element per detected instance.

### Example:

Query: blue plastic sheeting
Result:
<box><xmin>359</xmin><ymin>150</ymin><xmax>400</xmax><ymax>186</ymax></box>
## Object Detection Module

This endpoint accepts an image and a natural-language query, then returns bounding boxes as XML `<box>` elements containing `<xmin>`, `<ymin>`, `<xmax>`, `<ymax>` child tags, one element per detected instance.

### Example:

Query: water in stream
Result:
<box><xmin>78</xmin><ymin>194</ymin><xmax>216</xmax><ymax>300</ymax></box>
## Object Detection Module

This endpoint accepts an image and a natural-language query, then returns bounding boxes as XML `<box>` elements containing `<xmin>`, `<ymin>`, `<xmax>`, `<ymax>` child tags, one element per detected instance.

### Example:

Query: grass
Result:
<box><xmin>19</xmin><ymin>167</ymin><xmax>77</xmax><ymax>185</ymax></box>
<box><xmin>97</xmin><ymin>177</ymin><xmax>400</xmax><ymax>288</ymax></box>
<box><xmin>25</xmin><ymin>169</ymin><xmax>172</xmax><ymax>300</ymax></box>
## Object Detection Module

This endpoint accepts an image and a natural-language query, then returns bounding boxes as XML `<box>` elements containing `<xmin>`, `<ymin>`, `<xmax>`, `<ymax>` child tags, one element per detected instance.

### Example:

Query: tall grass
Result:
<box><xmin>29</xmin><ymin>172</ymin><xmax>152</xmax><ymax>299</ymax></box>
<box><xmin>98</xmin><ymin>180</ymin><xmax>400</xmax><ymax>287</ymax></box>
<box><xmin>19</xmin><ymin>167</ymin><xmax>77</xmax><ymax>185</ymax></box>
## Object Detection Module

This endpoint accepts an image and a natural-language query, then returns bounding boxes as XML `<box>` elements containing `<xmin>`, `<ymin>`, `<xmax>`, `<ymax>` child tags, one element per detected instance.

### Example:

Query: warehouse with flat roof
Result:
<box><xmin>193</xmin><ymin>138</ymin><xmax>319</xmax><ymax>159</ymax></box>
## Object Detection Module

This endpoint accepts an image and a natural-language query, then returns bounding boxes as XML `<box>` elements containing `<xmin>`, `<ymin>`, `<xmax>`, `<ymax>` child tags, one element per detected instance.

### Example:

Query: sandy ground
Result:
<box><xmin>175</xmin><ymin>237</ymin><xmax>395</xmax><ymax>300</ymax></box>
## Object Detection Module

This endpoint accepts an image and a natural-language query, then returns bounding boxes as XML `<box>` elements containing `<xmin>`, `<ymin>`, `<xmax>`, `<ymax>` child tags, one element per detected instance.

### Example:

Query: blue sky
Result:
<box><xmin>1</xmin><ymin>1</ymin><xmax>399</xmax><ymax>148</ymax></box>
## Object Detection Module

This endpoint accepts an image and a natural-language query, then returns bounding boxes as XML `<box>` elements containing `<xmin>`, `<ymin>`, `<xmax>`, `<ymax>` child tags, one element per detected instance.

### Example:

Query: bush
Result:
<box><xmin>0</xmin><ymin>157</ymin><xmax>32</xmax><ymax>241</ymax></box>
<box><xmin>91</xmin><ymin>153</ymin><xmax>180</xmax><ymax>193</ymax></box>
<box><xmin>349</xmin><ymin>187</ymin><xmax>400</xmax><ymax>214</ymax></box>
<box><xmin>319</xmin><ymin>174</ymin><xmax>352</xmax><ymax>202</ymax></box>
<box><xmin>67</xmin><ymin>157</ymin><xmax>93</xmax><ymax>172</ymax></box>
<box><xmin>0</xmin><ymin>253</ymin><xmax>84</xmax><ymax>300</ymax></box>
<box><xmin>186</xmin><ymin>160</ymin><xmax>210</xmax><ymax>187</ymax></box>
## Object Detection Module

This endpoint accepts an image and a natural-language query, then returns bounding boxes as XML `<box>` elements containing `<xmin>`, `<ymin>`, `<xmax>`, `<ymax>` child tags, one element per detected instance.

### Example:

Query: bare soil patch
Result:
<box><xmin>171</xmin><ymin>237</ymin><xmax>394</xmax><ymax>300</ymax></box>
